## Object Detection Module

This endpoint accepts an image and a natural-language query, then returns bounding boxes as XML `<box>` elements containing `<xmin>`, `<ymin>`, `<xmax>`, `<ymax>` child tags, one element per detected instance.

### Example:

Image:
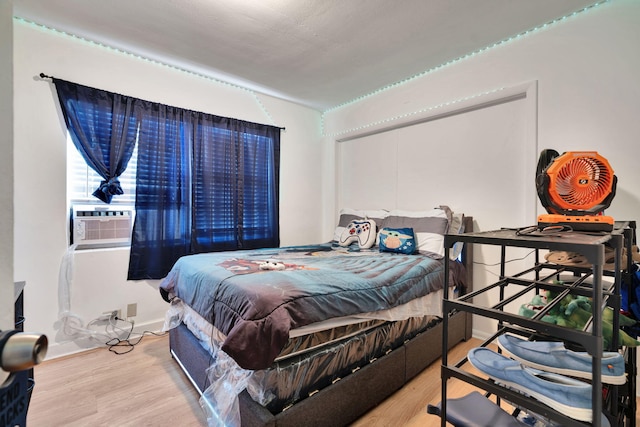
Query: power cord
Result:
<box><xmin>507</xmin><ymin>224</ymin><xmax>574</xmax><ymax>237</ymax></box>
<box><xmin>474</xmin><ymin>249</ymin><xmax>537</xmax><ymax>267</ymax></box>
<box><xmin>105</xmin><ymin>316</ymin><xmax>167</xmax><ymax>355</ymax></box>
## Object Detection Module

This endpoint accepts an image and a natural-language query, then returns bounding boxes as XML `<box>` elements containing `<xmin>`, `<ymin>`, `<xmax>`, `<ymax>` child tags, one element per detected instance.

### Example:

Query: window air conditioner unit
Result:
<box><xmin>71</xmin><ymin>204</ymin><xmax>134</xmax><ymax>249</ymax></box>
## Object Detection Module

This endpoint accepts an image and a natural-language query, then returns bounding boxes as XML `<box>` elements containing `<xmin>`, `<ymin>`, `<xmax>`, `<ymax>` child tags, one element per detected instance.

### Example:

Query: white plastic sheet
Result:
<box><xmin>56</xmin><ymin>244</ymin><xmax>100</xmax><ymax>340</ymax></box>
<box><xmin>162</xmin><ymin>297</ymin><xmax>185</xmax><ymax>331</ymax></box>
<box><xmin>201</xmin><ymin>347</ymin><xmax>252</xmax><ymax>427</ymax></box>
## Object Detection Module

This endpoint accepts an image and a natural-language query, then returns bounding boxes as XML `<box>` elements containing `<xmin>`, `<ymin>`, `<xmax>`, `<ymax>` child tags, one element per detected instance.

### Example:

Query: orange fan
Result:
<box><xmin>536</xmin><ymin>150</ymin><xmax>617</xmax><ymax>231</ymax></box>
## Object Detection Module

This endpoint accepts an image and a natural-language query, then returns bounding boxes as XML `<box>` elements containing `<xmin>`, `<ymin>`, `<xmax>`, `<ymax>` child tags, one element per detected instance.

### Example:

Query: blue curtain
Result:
<box><xmin>53</xmin><ymin>79</ymin><xmax>140</xmax><ymax>203</ymax></box>
<box><xmin>52</xmin><ymin>78</ymin><xmax>280</xmax><ymax>280</ymax></box>
<box><xmin>127</xmin><ymin>105</ymin><xmax>280</xmax><ymax>280</ymax></box>
<box><xmin>191</xmin><ymin>115</ymin><xmax>280</xmax><ymax>253</ymax></box>
<box><xmin>126</xmin><ymin>103</ymin><xmax>193</xmax><ymax>279</ymax></box>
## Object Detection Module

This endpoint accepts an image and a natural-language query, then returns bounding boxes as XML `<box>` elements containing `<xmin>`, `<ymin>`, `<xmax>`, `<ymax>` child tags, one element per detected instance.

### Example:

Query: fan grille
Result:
<box><xmin>547</xmin><ymin>153</ymin><xmax>614</xmax><ymax>211</ymax></box>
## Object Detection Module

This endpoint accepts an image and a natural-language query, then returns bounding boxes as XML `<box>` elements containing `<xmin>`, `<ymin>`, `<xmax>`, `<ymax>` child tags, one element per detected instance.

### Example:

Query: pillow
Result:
<box><xmin>333</xmin><ymin>208</ymin><xmax>389</xmax><ymax>242</ymax></box>
<box><xmin>338</xmin><ymin>219</ymin><xmax>377</xmax><ymax>249</ymax></box>
<box><xmin>380</xmin><ymin>206</ymin><xmax>453</xmax><ymax>257</ymax></box>
<box><xmin>379</xmin><ymin>227</ymin><xmax>416</xmax><ymax>254</ymax></box>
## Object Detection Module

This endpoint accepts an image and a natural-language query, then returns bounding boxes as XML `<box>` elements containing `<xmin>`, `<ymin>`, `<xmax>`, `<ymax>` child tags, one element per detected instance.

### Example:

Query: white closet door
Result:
<box><xmin>337</xmin><ymin>92</ymin><xmax>534</xmax><ymax>231</ymax></box>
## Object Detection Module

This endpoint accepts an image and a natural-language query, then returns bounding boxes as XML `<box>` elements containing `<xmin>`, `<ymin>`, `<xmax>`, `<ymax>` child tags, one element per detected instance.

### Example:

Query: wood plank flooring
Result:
<box><xmin>27</xmin><ymin>333</ymin><xmax>205</xmax><ymax>427</ymax></box>
<box><xmin>26</xmin><ymin>334</ymin><xmax>638</xmax><ymax>426</ymax></box>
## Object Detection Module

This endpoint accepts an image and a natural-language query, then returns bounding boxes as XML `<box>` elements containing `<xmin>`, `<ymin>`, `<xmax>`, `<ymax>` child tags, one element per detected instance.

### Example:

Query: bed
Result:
<box><xmin>159</xmin><ymin>207</ymin><xmax>474</xmax><ymax>426</ymax></box>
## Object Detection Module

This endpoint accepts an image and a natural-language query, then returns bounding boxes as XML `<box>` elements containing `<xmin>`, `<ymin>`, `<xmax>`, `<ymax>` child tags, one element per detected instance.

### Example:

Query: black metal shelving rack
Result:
<box><xmin>440</xmin><ymin>222</ymin><xmax>636</xmax><ymax>427</ymax></box>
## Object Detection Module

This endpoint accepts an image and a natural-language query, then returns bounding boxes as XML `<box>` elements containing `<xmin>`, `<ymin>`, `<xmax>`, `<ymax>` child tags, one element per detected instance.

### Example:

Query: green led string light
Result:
<box><xmin>251</xmin><ymin>93</ymin><xmax>278</xmax><ymax>127</ymax></box>
<box><xmin>14</xmin><ymin>17</ymin><xmax>247</xmax><ymax>91</ymax></box>
<box><xmin>15</xmin><ymin>0</ymin><xmax>610</xmax><ymax>134</ymax></box>
<box><xmin>324</xmin><ymin>0</ymin><xmax>609</xmax><ymax>114</ymax></box>
<box><xmin>14</xmin><ymin>16</ymin><xmax>279</xmax><ymax>126</ymax></box>
<box><xmin>324</xmin><ymin>87</ymin><xmax>507</xmax><ymax>139</ymax></box>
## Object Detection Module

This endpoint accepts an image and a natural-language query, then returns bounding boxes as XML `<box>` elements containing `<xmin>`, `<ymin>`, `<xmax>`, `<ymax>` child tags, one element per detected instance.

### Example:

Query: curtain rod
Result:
<box><xmin>38</xmin><ymin>73</ymin><xmax>285</xmax><ymax>131</ymax></box>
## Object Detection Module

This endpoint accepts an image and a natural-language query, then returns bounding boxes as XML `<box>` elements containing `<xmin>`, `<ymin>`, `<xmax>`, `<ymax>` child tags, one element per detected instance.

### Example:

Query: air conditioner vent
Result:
<box><xmin>72</xmin><ymin>205</ymin><xmax>134</xmax><ymax>249</ymax></box>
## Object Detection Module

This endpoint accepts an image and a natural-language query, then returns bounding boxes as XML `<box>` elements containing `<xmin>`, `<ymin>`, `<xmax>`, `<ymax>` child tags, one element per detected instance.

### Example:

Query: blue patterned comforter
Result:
<box><xmin>160</xmin><ymin>243</ymin><xmax>464</xmax><ymax>370</ymax></box>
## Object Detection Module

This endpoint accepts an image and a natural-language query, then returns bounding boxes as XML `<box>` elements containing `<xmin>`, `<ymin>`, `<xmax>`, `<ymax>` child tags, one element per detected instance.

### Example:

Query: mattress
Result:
<box><xmin>170</xmin><ymin>302</ymin><xmax>440</xmax><ymax>414</ymax></box>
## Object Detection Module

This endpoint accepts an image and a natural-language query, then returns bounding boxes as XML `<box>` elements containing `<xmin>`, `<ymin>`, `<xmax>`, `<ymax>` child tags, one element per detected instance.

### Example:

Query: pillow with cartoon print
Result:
<box><xmin>338</xmin><ymin>219</ymin><xmax>377</xmax><ymax>249</ymax></box>
<box><xmin>379</xmin><ymin>227</ymin><xmax>416</xmax><ymax>254</ymax></box>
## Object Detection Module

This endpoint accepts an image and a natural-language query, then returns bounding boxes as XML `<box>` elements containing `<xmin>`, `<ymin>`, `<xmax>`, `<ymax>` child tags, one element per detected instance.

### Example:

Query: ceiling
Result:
<box><xmin>13</xmin><ymin>0</ymin><xmax>599</xmax><ymax>111</ymax></box>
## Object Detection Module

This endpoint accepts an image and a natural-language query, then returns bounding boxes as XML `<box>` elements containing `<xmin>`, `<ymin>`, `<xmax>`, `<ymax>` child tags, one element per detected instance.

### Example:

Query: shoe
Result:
<box><xmin>497</xmin><ymin>333</ymin><xmax>626</xmax><ymax>385</ymax></box>
<box><xmin>468</xmin><ymin>347</ymin><xmax>594</xmax><ymax>422</ymax></box>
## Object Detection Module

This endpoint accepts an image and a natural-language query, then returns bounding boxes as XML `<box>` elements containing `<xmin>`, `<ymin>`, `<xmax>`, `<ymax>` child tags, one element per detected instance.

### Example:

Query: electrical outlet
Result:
<box><xmin>127</xmin><ymin>303</ymin><xmax>137</xmax><ymax>318</ymax></box>
<box><xmin>103</xmin><ymin>309</ymin><xmax>120</xmax><ymax>319</ymax></box>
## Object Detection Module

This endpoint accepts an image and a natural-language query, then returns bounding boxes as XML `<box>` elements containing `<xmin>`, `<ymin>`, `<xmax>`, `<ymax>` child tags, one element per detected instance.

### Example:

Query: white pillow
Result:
<box><xmin>380</xmin><ymin>206</ymin><xmax>453</xmax><ymax>257</ymax></box>
<box><xmin>386</xmin><ymin>208</ymin><xmax>449</xmax><ymax>220</ymax></box>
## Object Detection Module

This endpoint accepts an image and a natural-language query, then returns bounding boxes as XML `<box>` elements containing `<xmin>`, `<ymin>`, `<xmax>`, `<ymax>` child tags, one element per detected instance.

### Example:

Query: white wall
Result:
<box><xmin>13</xmin><ymin>21</ymin><xmax>323</xmax><ymax>358</ymax></box>
<box><xmin>0</xmin><ymin>1</ymin><xmax>14</xmax><ymax>332</ymax></box>
<box><xmin>323</xmin><ymin>0</ymin><xmax>640</xmax><ymax>338</ymax></box>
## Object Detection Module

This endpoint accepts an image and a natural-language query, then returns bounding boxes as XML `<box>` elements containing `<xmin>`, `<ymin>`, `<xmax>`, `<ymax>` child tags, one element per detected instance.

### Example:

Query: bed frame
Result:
<box><xmin>169</xmin><ymin>216</ymin><xmax>474</xmax><ymax>427</ymax></box>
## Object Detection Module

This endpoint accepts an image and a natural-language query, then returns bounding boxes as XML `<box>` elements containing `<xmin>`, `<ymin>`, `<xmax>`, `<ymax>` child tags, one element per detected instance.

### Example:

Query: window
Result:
<box><xmin>53</xmin><ymin>78</ymin><xmax>280</xmax><ymax>281</ymax></box>
<box><xmin>67</xmin><ymin>136</ymin><xmax>138</xmax><ymax>206</ymax></box>
<box><xmin>128</xmin><ymin>108</ymin><xmax>281</xmax><ymax>279</ymax></box>
<box><xmin>192</xmin><ymin>128</ymin><xmax>278</xmax><ymax>248</ymax></box>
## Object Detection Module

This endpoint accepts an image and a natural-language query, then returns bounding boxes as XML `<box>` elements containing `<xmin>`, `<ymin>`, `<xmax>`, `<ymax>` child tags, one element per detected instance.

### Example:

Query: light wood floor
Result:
<box><xmin>26</xmin><ymin>334</ymin><xmax>639</xmax><ymax>426</ymax></box>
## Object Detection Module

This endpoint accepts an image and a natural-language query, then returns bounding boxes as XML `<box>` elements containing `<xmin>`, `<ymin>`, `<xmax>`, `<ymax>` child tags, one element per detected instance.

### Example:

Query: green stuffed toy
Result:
<box><xmin>519</xmin><ymin>290</ymin><xmax>639</xmax><ymax>348</ymax></box>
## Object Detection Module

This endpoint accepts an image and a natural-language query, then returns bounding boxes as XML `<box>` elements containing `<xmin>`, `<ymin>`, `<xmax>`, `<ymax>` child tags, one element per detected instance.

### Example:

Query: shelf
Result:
<box><xmin>439</xmin><ymin>223</ymin><xmax>635</xmax><ymax>427</ymax></box>
<box><xmin>446</xmin><ymin>225</ymin><xmax>625</xmax><ymax>265</ymax></box>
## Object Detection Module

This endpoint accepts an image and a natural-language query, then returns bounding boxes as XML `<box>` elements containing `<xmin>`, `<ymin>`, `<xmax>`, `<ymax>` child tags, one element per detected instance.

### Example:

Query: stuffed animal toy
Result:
<box><xmin>259</xmin><ymin>261</ymin><xmax>285</xmax><ymax>271</ymax></box>
<box><xmin>519</xmin><ymin>290</ymin><xmax>639</xmax><ymax>348</ymax></box>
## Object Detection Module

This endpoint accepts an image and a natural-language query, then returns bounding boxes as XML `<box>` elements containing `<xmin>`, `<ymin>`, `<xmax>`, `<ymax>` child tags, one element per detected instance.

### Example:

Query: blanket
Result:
<box><xmin>160</xmin><ymin>243</ymin><xmax>464</xmax><ymax>369</ymax></box>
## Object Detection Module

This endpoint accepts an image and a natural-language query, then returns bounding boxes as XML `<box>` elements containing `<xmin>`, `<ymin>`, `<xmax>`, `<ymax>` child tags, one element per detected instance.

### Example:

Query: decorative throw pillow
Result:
<box><xmin>333</xmin><ymin>208</ymin><xmax>388</xmax><ymax>242</ymax></box>
<box><xmin>338</xmin><ymin>219</ymin><xmax>377</xmax><ymax>249</ymax></box>
<box><xmin>379</xmin><ymin>227</ymin><xmax>416</xmax><ymax>254</ymax></box>
<box><xmin>381</xmin><ymin>206</ymin><xmax>453</xmax><ymax>257</ymax></box>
